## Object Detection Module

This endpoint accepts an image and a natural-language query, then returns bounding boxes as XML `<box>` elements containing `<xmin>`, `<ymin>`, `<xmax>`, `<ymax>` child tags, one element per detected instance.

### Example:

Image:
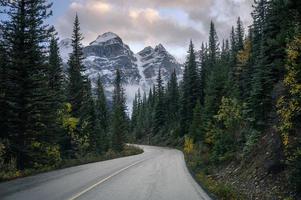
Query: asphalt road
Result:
<box><xmin>0</xmin><ymin>145</ymin><xmax>212</xmax><ymax>200</ymax></box>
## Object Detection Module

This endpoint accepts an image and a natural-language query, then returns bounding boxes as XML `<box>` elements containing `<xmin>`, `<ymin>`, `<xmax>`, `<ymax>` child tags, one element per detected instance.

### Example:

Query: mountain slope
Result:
<box><xmin>59</xmin><ymin>32</ymin><xmax>182</xmax><ymax>111</ymax></box>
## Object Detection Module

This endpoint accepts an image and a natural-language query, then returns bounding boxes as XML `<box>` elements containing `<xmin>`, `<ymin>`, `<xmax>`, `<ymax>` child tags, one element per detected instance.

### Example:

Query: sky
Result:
<box><xmin>3</xmin><ymin>0</ymin><xmax>254</xmax><ymax>62</ymax></box>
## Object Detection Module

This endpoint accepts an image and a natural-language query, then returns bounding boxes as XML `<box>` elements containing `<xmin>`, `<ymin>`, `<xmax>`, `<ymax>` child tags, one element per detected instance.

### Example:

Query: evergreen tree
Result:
<box><xmin>204</xmin><ymin>22</ymin><xmax>225</xmax><ymax>121</ymax></box>
<box><xmin>80</xmin><ymin>78</ymin><xmax>96</xmax><ymax>152</ymax></box>
<box><xmin>153</xmin><ymin>68</ymin><xmax>166</xmax><ymax>135</ymax></box>
<box><xmin>208</xmin><ymin>21</ymin><xmax>219</xmax><ymax>68</ymax></box>
<box><xmin>94</xmin><ymin>76</ymin><xmax>109</xmax><ymax>152</ymax></box>
<box><xmin>49</xmin><ymin>36</ymin><xmax>64</xmax><ymax>105</ymax></box>
<box><xmin>131</xmin><ymin>94</ymin><xmax>138</xmax><ymax>131</ymax></box>
<box><xmin>166</xmin><ymin>69</ymin><xmax>179</xmax><ymax>123</ymax></box>
<box><xmin>180</xmin><ymin>41</ymin><xmax>200</xmax><ymax>136</ymax></box>
<box><xmin>48</xmin><ymin>36</ymin><xmax>65</xmax><ymax>144</ymax></box>
<box><xmin>111</xmin><ymin>69</ymin><xmax>128</xmax><ymax>152</ymax></box>
<box><xmin>67</xmin><ymin>14</ymin><xmax>85</xmax><ymax>118</ymax></box>
<box><xmin>189</xmin><ymin>101</ymin><xmax>203</xmax><ymax>142</ymax></box>
<box><xmin>236</xmin><ymin>17</ymin><xmax>244</xmax><ymax>52</ymax></box>
<box><xmin>3</xmin><ymin>0</ymin><xmax>57</xmax><ymax>169</ymax></box>
<box><xmin>199</xmin><ymin>42</ymin><xmax>208</xmax><ymax>105</ymax></box>
<box><xmin>0</xmin><ymin>34</ymin><xmax>8</xmax><ymax>141</ymax></box>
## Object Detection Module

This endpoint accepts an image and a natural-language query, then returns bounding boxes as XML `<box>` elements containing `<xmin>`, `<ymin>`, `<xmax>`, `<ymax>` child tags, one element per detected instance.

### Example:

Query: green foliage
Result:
<box><xmin>242</xmin><ymin>129</ymin><xmax>260</xmax><ymax>155</ymax></box>
<box><xmin>154</xmin><ymin>68</ymin><xmax>166</xmax><ymax>135</ymax></box>
<box><xmin>111</xmin><ymin>70</ymin><xmax>128</xmax><ymax>152</ymax></box>
<box><xmin>277</xmin><ymin>34</ymin><xmax>301</xmax><ymax>157</ymax></box>
<box><xmin>206</xmin><ymin>97</ymin><xmax>245</xmax><ymax>163</ymax></box>
<box><xmin>180</xmin><ymin>41</ymin><xmax>200</xmax><ymax>135</ymax></box>
<box><xmin>29</xmin><ymin>142</ymin><xmax>62</xmax><ymax>169</ymax></box>
<box><xmin>215</xmin><ymin>97</ymin><xmax>244</xmax><ymax>131</ymax></box>
<box><xmin>67</xmin><ymin>14</ymin><xmax>85</xmax><ymax>118</ymax></box>
<box><xmin>3</xmin><ymin>0</ymin><xmax>55</xmax><ymax>170</ymax></box>
<box><xmin>184</xmin><ymin>136</ymin><xmax>194</xmax><ymax>155</ymax></box>
<box><xmin>189</xmin><ymin>101</ymin><xmax>203</xmax><ymax>141</ymax></box>
<box><xmin>95</xmin><ymin>76</ymin><xmax>110</xmax><ymax>153</ymax></box>
<box><xmin>290</xmin><ymin>149</ymin><xmax>301</xmax><ymax>194</ymax></box>
<box><xmin>196</xmin><ymin>172</ymin><xmax>243</xmax><ymax>200</ymax></box>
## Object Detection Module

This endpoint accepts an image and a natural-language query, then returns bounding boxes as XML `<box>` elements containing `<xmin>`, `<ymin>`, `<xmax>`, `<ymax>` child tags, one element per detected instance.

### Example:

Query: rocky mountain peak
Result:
<box><xmin>90</xmin><ymin>32</ymin><xmax>122</xmax><ymax>46</ymax></box>
<box><xmin>59</xmin><ymin>33</ymin><xmax>182</xmax><ymax>111</ymax></box>
<box><xmin>59</xmin><ymin>38</ymin><xmax>72</xmax><ymax>47</ymax></box>
<box><xmin>58</xmin><ymin>38</ymin><xmax>73</xmax><ymax>63</ymax></box>
<box><xmin>138</xmin><ymin>46</ymin><xmax>154</xmax><ymax>56</ymax></box>
<box><xmin>154</xmin><ymin>43</ymin><xmax>166</xmax><ymax>53</ymax></box>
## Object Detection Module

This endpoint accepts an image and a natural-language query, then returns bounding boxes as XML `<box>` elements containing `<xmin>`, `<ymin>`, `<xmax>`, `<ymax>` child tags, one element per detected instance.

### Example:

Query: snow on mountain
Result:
<box><xmin>59</xmin><ymin>32</ymin><xmax>182</xmax><ymax>113</ymax></box>
<box><xmin>58</xmin><ymin>38</ymin><xmax>73</xmax><ymax>63</ymax></box>
<box><xmin>90</xmin><ymin>32</ymin><xmax>121</xmax><ymax>46</ymax></box>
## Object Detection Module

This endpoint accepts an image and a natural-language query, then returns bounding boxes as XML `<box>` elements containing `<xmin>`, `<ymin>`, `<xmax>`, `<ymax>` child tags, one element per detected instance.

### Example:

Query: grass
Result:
<box><xmin>184</xmin><ymin>152</ymin><xmax>244</xmax><ymax>200</ymax></box>
<box><xmin>0</xmin><ymin>145</ymin><xmax>143</xmax><ymax>182</ymax></box>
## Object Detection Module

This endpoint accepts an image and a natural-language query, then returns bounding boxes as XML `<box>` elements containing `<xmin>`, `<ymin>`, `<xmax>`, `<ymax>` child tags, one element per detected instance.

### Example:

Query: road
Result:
<box><xmin>0</xmin><ymin>145</ymin><xmax>212</xmax><ymax>200</ymax></box>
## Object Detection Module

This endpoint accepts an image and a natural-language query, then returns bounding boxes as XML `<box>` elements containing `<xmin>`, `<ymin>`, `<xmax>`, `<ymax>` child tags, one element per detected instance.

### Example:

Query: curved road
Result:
<box><xmin>0</xmin><ymin>145</ymin><xmax>211</xmax><ymax>200</ymax></box>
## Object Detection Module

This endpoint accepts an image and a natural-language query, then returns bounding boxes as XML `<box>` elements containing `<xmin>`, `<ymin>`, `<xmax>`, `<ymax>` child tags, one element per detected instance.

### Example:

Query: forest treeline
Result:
<box><xmin>0</xmin><ymin>1</ymin><xmax>131</xmax><ymax>179</ymax></box>
<box><xmin>131</xmin><ymin>0</ymin><xmax>301</xmax><ymax>198</ymax></box>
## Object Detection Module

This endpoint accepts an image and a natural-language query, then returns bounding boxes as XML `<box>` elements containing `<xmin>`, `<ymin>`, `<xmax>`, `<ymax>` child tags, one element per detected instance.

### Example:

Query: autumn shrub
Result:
<box><xmin>195</xmin><ymin>172</ymin><xmax>243</xmax><ymax>200</ymax></box>
<box><xmin>207</xmin><ymin>97</ymin><xmax>246</xmax><ymax>163</ymax></box>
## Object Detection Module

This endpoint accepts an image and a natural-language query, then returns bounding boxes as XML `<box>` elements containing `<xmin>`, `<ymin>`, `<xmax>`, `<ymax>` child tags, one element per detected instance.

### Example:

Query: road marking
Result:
<box><xmin>68</xmin><ymin>159</ymin><xmax>146</xmax><ymax>200</ymax></box>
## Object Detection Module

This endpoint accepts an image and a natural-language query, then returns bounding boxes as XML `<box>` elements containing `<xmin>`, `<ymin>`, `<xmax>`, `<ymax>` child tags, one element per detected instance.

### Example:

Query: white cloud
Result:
<box><xmin>55</xmin><ymin>0</ymin><xmax>253</xmax><ymax>60</ymax></box>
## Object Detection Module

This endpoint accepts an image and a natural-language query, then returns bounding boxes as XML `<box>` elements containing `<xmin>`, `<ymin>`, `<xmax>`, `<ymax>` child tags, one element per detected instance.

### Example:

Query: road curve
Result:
<box><xmin>0</xmin><ymin>145</ymin><xmax>212</xmax><ymax>200</ymax></box>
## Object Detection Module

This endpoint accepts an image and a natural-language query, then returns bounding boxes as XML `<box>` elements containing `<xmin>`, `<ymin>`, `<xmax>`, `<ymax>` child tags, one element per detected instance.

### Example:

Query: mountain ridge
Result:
<box><xmin>59</xmin><ymin>32</ymin><xmax>182</xmax><ymax>112</ymax></box>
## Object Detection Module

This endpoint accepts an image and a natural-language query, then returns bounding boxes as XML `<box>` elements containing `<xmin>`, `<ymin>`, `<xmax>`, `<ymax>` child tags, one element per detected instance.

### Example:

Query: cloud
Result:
<box><xmin>55</xmin><ymin>0</ymin><xmax>253</xmax><ymax>60</ymax></box>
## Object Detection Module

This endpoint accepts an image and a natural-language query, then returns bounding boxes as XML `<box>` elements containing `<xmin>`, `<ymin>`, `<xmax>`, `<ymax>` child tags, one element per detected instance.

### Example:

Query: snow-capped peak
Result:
<box><xmin>59</xmin><ymin>38</ymin><xmax>72</xmax><ymax>47</ymax></box>
<box><xmin>58</xmin><ymin>38</ymin><xmax>73</xmax><ymax>63</ymax></box>
<box><xmin>155</xmin><ymin>43</ymin><xmax>166</xmax><ymax>52</ymax></box>
<box><xmin>90</xmin><ymin>32</ymin><xmax>122</xmax><ymax>45</ymax></box>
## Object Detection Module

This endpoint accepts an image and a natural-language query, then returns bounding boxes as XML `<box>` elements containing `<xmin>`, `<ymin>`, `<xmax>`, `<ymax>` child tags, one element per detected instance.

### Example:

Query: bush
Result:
<box><xmin>196</xmin><ymin>172</ymin><xmax>243</xmax><ymax>200</ymax></box>
<box><xmin>243</xmin><ymin>129</ymin><xmax>260</xmax><ymax>155</ymax></box>
<box><xmin>291</xmin><ymin>149</ymin><xmax>301</xmax><ymax>194</ymax></box>
<box><xmin>0</xmin><ymin>144</ymin><xmax>143</xmax><ymax>182</ymax></box>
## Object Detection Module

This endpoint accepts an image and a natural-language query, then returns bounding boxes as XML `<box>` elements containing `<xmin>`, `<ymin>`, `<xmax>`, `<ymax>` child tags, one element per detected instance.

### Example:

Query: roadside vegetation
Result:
<box><xmin>0</xmin><ymin>1</ymin><xmax>136</xmax><ymax>181</ymax></box>
<box><xmin>0</xmin><ymin>145</ymin><xmax>142</xmax><ymax>182</ymax></box>
<box><xmin>131</xmin><ymin>1</ymin><xmax>301</xmax><ymax>199</ymax></box>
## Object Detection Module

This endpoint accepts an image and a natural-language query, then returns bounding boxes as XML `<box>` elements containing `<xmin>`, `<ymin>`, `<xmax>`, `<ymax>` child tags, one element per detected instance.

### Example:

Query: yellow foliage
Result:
<box><xmin>235</xmin><ymin>39</ymin><xmax>252</xmax><ymax>78</ymax></box>
<box><xmin>215</xmin><ymin>97</ymin><xmax>243</xmax><ymax>130</ymax></box>
<box><xmin>277</xmin><ymin>33</ymin><xmax>301</xmax><ymax>155</ymax></box>
<box><xmin>184</xmin><ymin>136</ymin><xmax>194</xmax><ymax>154</ymax></box>
<box><xmin>237</xmin><ymin>39</ymin><xmax>251</xmax><ymax>66</ymax></box>
<box><xmin>59</xmin><ymin>103</ymin><xmax>90</xmax><ymax>157</ymax></box>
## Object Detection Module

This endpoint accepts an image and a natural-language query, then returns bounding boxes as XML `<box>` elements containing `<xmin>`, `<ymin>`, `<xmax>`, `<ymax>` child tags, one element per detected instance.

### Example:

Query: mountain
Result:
<box><xmin>58</xmin><ymin>32</ymin><xmax>182</xmax><ymax>111</ymax></box>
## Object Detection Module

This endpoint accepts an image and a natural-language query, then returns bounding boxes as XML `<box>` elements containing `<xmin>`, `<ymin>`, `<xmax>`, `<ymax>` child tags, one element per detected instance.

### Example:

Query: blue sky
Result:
<box><xmin>2</xmin><ymin>0</ymin><xmax>253</xmax><ymax>62</ymax></box>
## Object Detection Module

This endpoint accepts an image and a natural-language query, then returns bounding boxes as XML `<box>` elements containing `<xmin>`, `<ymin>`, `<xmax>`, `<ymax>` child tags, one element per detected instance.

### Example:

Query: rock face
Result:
<box><xmin>83</xmin><ymin>32</ymin><xmax>139</xmax><ymax>87</ymax></box>
<box><xmin>137</xmin><ymin>44</ymin><xmax>182</xmax><ymax>90</ymax></box>
<box><xmin>59</xmin><ymin>32</ymin><xmax>182</xmax><ymax>111</ymax></box>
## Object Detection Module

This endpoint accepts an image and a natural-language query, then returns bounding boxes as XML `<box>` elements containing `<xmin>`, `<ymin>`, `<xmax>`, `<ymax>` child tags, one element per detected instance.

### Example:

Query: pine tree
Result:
<box><xmin>67</xmin><ymin>14</ymin><xmax>85</xmax><ymax>118</ymax></box>
<box><xmin>208</xmin><ymin>21</ymin><xmax>219</xmax><ymax>68</ymax></box>
<box><xmin>180</xmin><ymin>41</ymin><xmax>200</xmax><ymax>136</ymax></box>
<box><xmin>0</xmin><ymin>34</ymin><xmax>8</xmax><ymax>141</ymax></box>
<box><xmin>228</xmin><ymin>26</ymin><xmax>238</xmax><ymax>96</ymax></box>
<box><xmin>48</xmin><ymin>36</ymin><xmax>65</xmax><ymax>144</ymax></box>
<box><xmin>166</xmin><ymin>69</ymin><xmax>179</xmax><ymax>123</ymax></box>
<box><xmin>204</xmin><ymin>22</ymin><xmax>224</xmax><ymax>121</ymax></box>
<box><xmin>189</xmin><ymin>101</ymin><xmax>203</xmax><ymax>142</ymax></box>
<box><xmin>199</xmin><ymin>42</ymin><xmax>208</xmax><ymax>105</ymax></box>
<box><xmin>3</xmin><ymin>0</ymin><xmax>57</xmax><ymax>169</ymax></box>
<box><xmin>248</xmin><ymin>0</ymin><xmax>275</xmax><ymax>128</ymax></box>
<box><xmin>111</xmin><ymin>69</ymin><xmax>128</xmax><ymax>152</ymax></box>
<box><xmin>95</xmin><ymin>76</ymin><xmax>109</xmax><ymax>152</ymax></box>
<box><xmin>236</xmin><ymin>17</ymin><xmax>244</xmax><ymax>52</ymax></box>
<box><xmin>80</xmin><ymin>78</ymin><xmax>96</xmax><ymax>153</ymax></box>
<box><xmin>153</xmin><ymin>68</ymin><xmax>166</xmax><ymax>135</ymax></box>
